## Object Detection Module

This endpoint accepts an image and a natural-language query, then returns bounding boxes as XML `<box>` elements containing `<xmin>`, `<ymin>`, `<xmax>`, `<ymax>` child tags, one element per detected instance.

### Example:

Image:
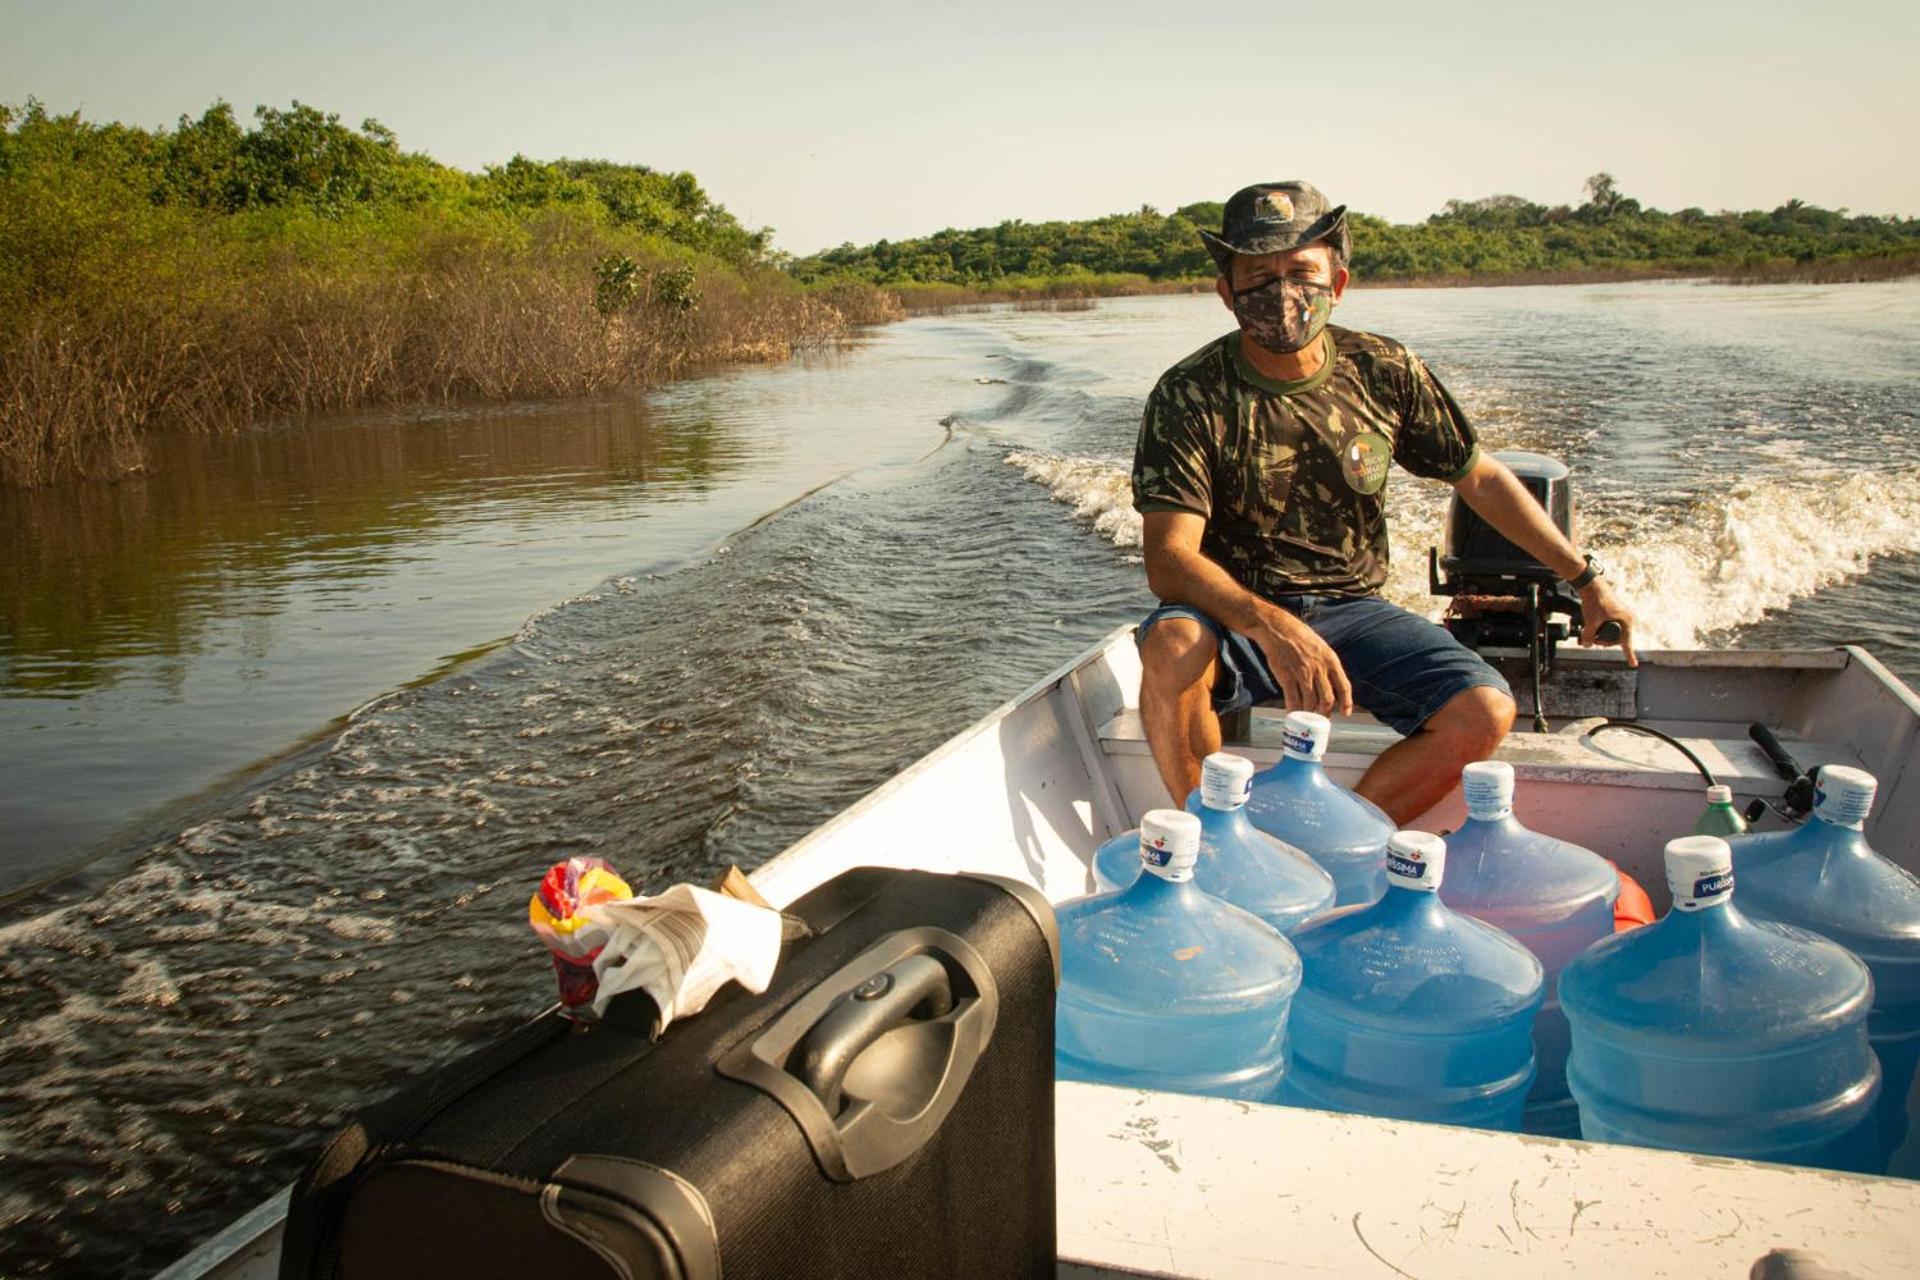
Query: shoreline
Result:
<box><xmin>1357</xmin><ymin>253</ymin><xmax>1920</xmax><ymax>290</ymax></box>
<box><xmin>889</xmin><ymin>253</ymin><xmax>1920</xmax><ymax>310</ymax></box>
<box><xmin>0</xmin><ymin>284</ymin><xmax>900</xmax><ymax>491</ymax></box>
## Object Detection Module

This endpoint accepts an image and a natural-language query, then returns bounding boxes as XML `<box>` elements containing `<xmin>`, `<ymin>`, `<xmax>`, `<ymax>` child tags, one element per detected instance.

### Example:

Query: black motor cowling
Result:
<box><xmin>1441</xmin><ymin>451</ymin><xmax>1573</xmax><ymax>587</ymax></box>
<box><xmin>1427</xmin><ymin>450</ymin><xmax>1603</xmax><ymax>731</ymax></box>
<box><xmin>1427</xmin><ymin>450</ymin><xmax>1583</xmax><ymax>653</ymax></box>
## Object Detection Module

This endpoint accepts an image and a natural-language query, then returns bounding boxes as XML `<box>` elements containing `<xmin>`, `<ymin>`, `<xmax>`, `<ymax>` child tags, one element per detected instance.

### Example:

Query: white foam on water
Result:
<box><xmin>113</xmin><ymin>958</ymin><xmax>182</xmax><ymax>1009</ymax></box>
<box><xmin>1005</xmin><ymin>448</ymin><xmax>1444</xmax><ymax>599</ymax></box>
<box><xmin>1603</xmin><ymin>470</ymin><xmax>1920</xmax><ymax>649</ymax></box>
<box><xmin>323</xmin><ymin>914</ymin><xmax>398</xmax><ymax>943</ymax></box>
<box><xmin>1005</xmin><ymin>451</ymin><xmax>1142</xmax><ymax>548</ymax></box>
<box><xmin>1007</xmin><ymin>450</ymin><xmax>1920</xmax><ymax>651</ymax></box>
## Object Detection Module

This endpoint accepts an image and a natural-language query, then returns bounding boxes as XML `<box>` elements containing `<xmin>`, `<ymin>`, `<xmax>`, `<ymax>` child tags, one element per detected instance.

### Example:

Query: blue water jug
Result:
<box><xmin>1245</xmin><ymin>711</ymin><xmax>1394</xmax><ymax>907</ymax></box>
<box><xmin>1279</xmin><ymin>831</ymin><xmax>1546</xmax><ymax>1130</ymax></box>
<box><xmin>1056</xmin><ymin>808</ymin><xmax>1303</xmax><ymax>1100</ymax></box>
<box><xmin>1560</xmin><ymin>835</ymin><xmax>1881</xmax><ymax>1172</ymax></box>
<box><xmin>1091</xmin><ymin>753</ymin><xmax>1336</xmax><ymax>936</ymax></box>
<box><xmin>1439</xmin><ymin>761</ymin><xmax>1618</xmax><ymax>1137</ymax></box>
<box><xmin>1726</xmin><ymin>766</ymin><xmax>1920</xmax><ymax>1163</ymax></box>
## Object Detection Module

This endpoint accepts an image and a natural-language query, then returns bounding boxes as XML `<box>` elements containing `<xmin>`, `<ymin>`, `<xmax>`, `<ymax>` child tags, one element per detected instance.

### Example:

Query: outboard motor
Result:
<box><xmin>1427</xmin><ymin>451</ymin><xmax>1619</xmax><ymax>732</ymax></box>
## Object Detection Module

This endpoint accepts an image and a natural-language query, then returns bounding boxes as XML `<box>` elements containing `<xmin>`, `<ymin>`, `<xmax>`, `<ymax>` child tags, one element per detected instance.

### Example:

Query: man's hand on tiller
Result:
<box><xmin>1579</xmin><ymin>578</ymin><xmax>1638</xmax><ymax>668</ymax></box>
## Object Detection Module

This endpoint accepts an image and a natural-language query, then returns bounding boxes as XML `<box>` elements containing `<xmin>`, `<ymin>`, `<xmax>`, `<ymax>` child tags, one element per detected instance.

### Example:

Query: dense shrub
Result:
<box><xmin>791</xmin><ymin>175</ymin><xmax>1920</xmax><ymax>288</ymax></box>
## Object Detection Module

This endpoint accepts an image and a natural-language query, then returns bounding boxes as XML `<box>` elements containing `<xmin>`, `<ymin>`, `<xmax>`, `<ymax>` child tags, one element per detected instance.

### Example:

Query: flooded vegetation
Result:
<box><xmin>1712</xmin><ymin>251</ymin><xmax>1920</xmax><ymax>285</ymax></box>
<box><xmin>0</xmin><ymin>101</ymin><xmax>897</xmax><ymax>486</ymax></box>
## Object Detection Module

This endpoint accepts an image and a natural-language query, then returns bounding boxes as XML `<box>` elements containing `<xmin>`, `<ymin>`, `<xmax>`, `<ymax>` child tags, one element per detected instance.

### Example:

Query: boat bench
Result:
<box><xmin>1096</xmin><ymin>705</ymin><xmax>1866</xmax><ymax>799</ymax></box>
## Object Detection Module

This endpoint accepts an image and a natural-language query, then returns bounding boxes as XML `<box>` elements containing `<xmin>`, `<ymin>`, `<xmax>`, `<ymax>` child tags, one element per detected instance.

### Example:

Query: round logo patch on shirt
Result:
<box><xmin>1341</xmin><ymin>431</ymin><xmax>1391</xmax><ymax>495</ymax></box>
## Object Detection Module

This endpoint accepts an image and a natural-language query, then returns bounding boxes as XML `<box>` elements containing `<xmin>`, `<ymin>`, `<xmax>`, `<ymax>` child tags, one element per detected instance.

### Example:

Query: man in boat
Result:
<box><xmin>1133</xmin><ymin>180</ymin><xmax>1636</xmax><ymax>823</ymax></box>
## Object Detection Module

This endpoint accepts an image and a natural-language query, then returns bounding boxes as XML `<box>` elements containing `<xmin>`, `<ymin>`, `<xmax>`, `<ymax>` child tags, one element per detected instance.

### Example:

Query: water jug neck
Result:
<box><xmin>1123</xmin><ymin>870</ymin><xmax>1203</xmax><ymax>907</ymax></box>
<box><xmin>1377</xmin><ymin>881</ymin><xmax>1450</xmax><ymax>924</ymax></box>
<box><xmin>1660</xmin><ymin>895</ymin><xmax>1746</xmax><ymax>941</ymax></box>
<box><xmin>1803</xmin><ymin>817</ymin><xmax>1875</xmax><ymax>858</ymax></box>
<box><xmin>1460</xmin><ymin>811</ymin><xmax>1526</xmax><ymax>840</ymax></box>
<box><xmin>1203</xmin><ymin>804</ymin><xmax>1255</xmax><ymax>841</ymax></box>
<box><xmin>1275</xmin><ymin>753</ymin><xmax>1327</xmax><ymax>786</ymax></box>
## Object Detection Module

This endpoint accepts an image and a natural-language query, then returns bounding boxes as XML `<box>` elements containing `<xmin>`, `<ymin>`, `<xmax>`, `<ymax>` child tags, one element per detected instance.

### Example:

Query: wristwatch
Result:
<box><xmin>1568</xmin><ymin>554</ymin><xmax>1604</xmax><ymax>591</ymax></box>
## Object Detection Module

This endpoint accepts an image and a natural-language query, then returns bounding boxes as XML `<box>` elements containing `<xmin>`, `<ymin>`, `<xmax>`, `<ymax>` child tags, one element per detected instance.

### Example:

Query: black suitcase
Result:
<box><xmin>280</xmin><ymin>866</ymin><xmax>1059</xmax><ymax>1280</ymax></box>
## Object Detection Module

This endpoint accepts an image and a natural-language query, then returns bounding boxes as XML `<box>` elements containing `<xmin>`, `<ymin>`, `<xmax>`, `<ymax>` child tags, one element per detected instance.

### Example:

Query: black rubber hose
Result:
<box><xmin>1589</xmin><ymin>719</ymin><xmax>1718</xmax><ymax>786</ymax></box>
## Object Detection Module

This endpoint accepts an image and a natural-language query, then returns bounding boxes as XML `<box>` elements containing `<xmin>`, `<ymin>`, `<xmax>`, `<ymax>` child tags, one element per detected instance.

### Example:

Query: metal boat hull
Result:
<box><xmin>161</xmin><ymin>632</ymin><xmax>1920</xmax><ymax>1278</ymax></box>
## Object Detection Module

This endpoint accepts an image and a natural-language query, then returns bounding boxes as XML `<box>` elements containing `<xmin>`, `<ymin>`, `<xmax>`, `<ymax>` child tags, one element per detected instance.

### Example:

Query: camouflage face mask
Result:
<box><xmin>1230</xmin><ymin>276</ymin><xmax>1334</xmax><ymax>355</ymax></box>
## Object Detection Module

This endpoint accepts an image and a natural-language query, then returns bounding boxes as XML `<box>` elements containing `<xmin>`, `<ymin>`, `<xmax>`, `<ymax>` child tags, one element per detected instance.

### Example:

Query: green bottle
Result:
<box><xmin>1693</xmin><ymin>784</ymin><xmax>1748</xmax><ymax>837</ymax></box>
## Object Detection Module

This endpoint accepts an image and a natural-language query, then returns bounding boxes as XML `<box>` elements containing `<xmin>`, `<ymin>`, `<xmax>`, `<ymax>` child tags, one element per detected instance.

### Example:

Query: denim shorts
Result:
<box><xmin>1136</xmin><ymin>594</ymin><xmax>1513</xmax><ymax>737</ymax></box>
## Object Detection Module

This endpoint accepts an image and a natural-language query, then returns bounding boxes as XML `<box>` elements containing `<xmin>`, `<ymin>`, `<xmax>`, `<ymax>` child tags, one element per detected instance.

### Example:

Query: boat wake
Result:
<box><xmin>1005</xmin><ymin>448</ymin><xmax>1920</xmax><ymax>652</ymax></box>
<box><xmin>1004</xmin><ymin>451</ymin><xmax>1142</xmax><ymax>552</ymax></box>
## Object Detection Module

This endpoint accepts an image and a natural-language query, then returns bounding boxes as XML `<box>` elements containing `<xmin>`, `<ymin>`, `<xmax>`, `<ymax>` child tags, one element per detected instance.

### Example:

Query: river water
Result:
<box><xmin>3</xmin><ymin>281</ymin><xmax>1918</xmax><ymax>1275</ymax></box>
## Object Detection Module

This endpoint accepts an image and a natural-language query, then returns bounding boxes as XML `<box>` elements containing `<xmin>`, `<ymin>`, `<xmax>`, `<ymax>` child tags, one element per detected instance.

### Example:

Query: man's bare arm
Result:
<box><xmin>1142</xmin><ymin>510</ymin><xmax>1354</xmax><ymax>715</ymax></box>
<box><xmin>1449</xmin><ymin>454</ymin><xmax>1638</xmax><ymax>665</ymax></box>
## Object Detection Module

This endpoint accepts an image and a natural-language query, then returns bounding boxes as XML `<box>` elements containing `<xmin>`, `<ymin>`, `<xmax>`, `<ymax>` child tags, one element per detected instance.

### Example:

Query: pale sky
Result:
<box><xmin>5</xmin><ymin>0</ymin><xmax>1916</xmax><ymax>255</ymax></box>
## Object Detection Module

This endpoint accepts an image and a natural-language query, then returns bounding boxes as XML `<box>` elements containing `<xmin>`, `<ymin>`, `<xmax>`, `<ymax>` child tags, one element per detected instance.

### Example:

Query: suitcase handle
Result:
<box><xmin>718</xmin><ymin>928</ymin><xmax>999</xmax><ymax>1181</ymax></box>
<box><xmin>797</xmin><ymin>953</ymin><xmax>955</xmax><ymax>1114</ymax></box>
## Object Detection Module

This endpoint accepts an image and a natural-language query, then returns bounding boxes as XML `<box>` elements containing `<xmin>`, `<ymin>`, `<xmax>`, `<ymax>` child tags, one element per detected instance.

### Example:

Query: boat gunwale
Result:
<box><xmin>747</xmin><ymin>624</ymin><xmax>1140</xmax><ymax>901</ymax></box>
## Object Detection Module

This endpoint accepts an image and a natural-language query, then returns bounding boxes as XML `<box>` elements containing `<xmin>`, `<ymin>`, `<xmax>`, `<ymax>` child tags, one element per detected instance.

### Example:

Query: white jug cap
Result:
<box><xmin>1666</xmin><ymin>835</ymin><xmax>1734</xmax><ymax>911</ymax></box>
<box><xmin>1281</xmin><ymin>711</ymin><xmax>1331</xmax><ymax>761</ymax></box>
<box><xmin>1385</xmin><ymin>830</ymin><xmax>1446</xmax><ymax>892</ymax></box>
<box><xmin>1813</xmin><ymin>766</ymin><xmax>1877</xmax><ymax>830</ymax></box>
<box><xmin>1139</xmin><ymin>809</ymin><xmax>1202</xmax><ymax>882</ymax></box>
<box><xmin>1705</xmin><ymin>784</ymin><xmax>1733</xmax><ymax>805</ymax></box>
<box><xmin>1463</xmin><ymin>761</ymin><xmax>1515</xmax><ymax>821</ymax></box>
<box><xmin>1200</xmin><ymin>753</ymin><xmax>1255</xmax><ymax>811</ymax></box>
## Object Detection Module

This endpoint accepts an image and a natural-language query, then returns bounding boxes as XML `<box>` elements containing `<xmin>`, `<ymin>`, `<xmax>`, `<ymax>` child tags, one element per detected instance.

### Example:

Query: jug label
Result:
<box><xmin>1665</xmin><ymin>835</ymin><xmax>1734</xmax><ymax>911</ymax></box>
<box><xmin>1139</xmin><ymin>809</ymin><xmax>1200</xmax><ymax>881</ymax></box>
<box><xmin>1387</xmin><ymin>850</ymin><xmax>1428</xmax><ymax>881</ymax></box>
<box><xmin>1386</xmin><ymin>831</ymin><xmax>1446</xmax><ymax>891</ymax></box>
<box><xmin>1693</xmin><ymin>870</ymin><xmax>1733</xmax><ymax>899</ymax></box>
<box><xmin>1140</xmin><ymin>836</ymin><xmax>1196</xmax><ymax>882</ymax></box>
<box><xmin>1280</xmin><ymin>712</ymin><xmax>1330</xmax><ymax>761</ymax></box>
<box><xmin>1673</xmin><ymin>867</ymin><xmax>1735</xmax><ymax>910</ymax></box>
<box><xmin>1813</xmin><ymin>767</ymin><xmax>1876</xmax><ymax>829</ymax></box>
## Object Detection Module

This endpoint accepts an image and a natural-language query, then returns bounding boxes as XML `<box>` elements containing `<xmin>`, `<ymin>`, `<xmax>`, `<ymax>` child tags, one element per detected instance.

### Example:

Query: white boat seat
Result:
<box><xmin>1096</xmin><ymin>706</ymin><xmax>1868</xmax><ymax>798</ymax></box>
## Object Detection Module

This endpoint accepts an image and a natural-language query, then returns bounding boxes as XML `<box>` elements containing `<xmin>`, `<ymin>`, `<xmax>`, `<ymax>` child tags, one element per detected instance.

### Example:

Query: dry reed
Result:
<box><xmin>0</xmin><ymin>247</ymin><xmax>902</xmax><ymax>488</ymax></box>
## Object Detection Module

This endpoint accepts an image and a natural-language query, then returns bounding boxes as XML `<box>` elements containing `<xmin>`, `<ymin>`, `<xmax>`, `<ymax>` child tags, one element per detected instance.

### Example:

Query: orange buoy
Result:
<box><xmin>1609</xmin><ymin>861</ymin><xmax>1656</xmax><ymax>931</ymax></box>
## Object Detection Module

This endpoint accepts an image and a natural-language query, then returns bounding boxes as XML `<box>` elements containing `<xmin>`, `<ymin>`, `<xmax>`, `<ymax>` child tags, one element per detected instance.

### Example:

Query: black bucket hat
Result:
<box><xmin>1199</xmin><ymin>181</ymin><xmax>1351</xmax><ymax>275</ymax></box>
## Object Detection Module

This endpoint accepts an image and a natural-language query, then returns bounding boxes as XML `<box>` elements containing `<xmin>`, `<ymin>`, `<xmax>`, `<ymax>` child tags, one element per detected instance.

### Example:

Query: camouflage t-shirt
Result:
<box><xmin>1131</xmin><ymin>325</ymin><xmax>1480</xmax><ymax>598</ymax></box>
